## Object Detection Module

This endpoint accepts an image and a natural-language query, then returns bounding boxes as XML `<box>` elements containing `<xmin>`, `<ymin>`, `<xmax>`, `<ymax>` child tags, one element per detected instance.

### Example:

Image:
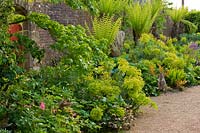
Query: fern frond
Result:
<box><xmin>126</xmin><ymin>0</ymin><xmax>161</xmax><ymax>37</ymax></box>
<box><xmin>181</xmin><ymin>19</ymin><xmax>197</xmax><ymax>33</ymax></box>
<box><xmin>168</xmin><ymin>7</ymin><xmax>188</xmax><ymax>23</ymax></box>
<box><xmin>97</xmin><ymin>0</ymin><xmax>128</xmax><ymax>16</ymax></box>
<box><xmin>91</xmin><ymin>16</ymin><xmax>121</xmax><ymax>46</ymax></box>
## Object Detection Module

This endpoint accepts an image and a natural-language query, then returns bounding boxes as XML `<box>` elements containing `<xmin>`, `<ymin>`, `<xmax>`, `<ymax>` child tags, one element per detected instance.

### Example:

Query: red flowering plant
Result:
<box><xmin>40</xmin><ymin>102</ymin><xmax>45</xmax><ymax>110</ymax></box>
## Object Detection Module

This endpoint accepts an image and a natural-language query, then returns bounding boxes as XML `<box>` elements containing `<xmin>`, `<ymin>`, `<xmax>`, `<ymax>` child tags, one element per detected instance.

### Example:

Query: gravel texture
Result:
<box><xmin>127</xmin><ymin>86</ymin><xmax>200</xmax><ymax>133</ymax></box>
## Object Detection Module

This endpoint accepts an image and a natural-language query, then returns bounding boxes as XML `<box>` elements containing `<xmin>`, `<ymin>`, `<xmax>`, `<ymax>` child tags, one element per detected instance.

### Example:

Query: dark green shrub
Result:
<box><xmin>185</xmin><ymin>65</ymin><xmax>199</xmax><ymax>86</ymax></box>
<box><xmin>136</xmin><ymin>60</ymin><xmax>160</xmax><ymax>96</ymax></box>
<box><xmin>179</xmin><ymin>33</ymin><xmax>200</xmax><ymax>44</ymax></box>
<box><xmin>0</xmin><ymin>129</ymin><xmax>10</xmax><ymax>133</ymax></box>
<box><xmin>185</xmin><ymin>11</ymin><xmax>200</xmax><ymax>32</ymax></box>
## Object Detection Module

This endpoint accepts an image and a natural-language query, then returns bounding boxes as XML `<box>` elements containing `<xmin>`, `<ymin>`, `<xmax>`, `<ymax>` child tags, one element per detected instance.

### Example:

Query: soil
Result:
<box><xmin>127</xmin><ymin>86</ymin><xmax>200</xmax><ymax>133</ymax></box>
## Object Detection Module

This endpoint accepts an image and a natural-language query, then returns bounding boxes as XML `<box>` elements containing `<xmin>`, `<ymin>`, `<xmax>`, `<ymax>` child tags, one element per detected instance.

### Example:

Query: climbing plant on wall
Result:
<box><xmin>0</xmin><ymin>0</ymin><xmax>44</xmax><ymax>102</ymax></box>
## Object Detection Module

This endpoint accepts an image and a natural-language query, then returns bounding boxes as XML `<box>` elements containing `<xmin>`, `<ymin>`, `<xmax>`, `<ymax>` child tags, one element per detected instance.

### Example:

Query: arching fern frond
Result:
<box><xmin>167</xmin><ymin>7</ymin><xmax>188</xmax><ymax>23</ymax></box>
<box><xmin>91</xmin><ymin>16</ymin><xmax>122</xmax><ymax>46</ymax></box>
<box><xmin>181</xmin><ymin>19</ymin><xmax>197</xmax><ymax>33</ymax></box>
<box><xmin>126</xmin><ymin>0</ymin><xmax>162</xmax><ymax>41</ymax></box>
<box><xmin>96</xmin><ymin>0</ymin><xmax>128</xmax><ymax>16</ymax></box>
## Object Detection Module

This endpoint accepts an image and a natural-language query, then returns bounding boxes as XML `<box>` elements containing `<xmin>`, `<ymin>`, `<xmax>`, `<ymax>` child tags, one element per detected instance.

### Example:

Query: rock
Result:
<box><xmin>110</xmin><ymin>31</ymin><xmax>125</xmax><ymax>57</ymax></box>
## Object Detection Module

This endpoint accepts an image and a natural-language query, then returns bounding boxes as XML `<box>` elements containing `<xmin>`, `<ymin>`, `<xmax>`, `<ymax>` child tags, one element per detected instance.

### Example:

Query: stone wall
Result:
<box><xmin>14</xmin><ymin>1</ymin><xmax>91</xmax><ymax>68</ymax></box>
<box><xmin>30</xmin><ymin>3</ymin><xmax>91</xmax><ymax>66</ymax></box>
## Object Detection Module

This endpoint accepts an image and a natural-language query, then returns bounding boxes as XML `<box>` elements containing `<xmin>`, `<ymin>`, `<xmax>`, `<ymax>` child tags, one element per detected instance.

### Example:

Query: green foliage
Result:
<box><xmin>194</xmin><ymin>66</ymin><xmax>200</xmax><ymax>84</ymax></box>
<box><xmin>129</xmin><ymin>34</ymin><xmax>175</xmax><ymax>64</ymax></box>
<box><xmin>113</xmin><ymin>58</ymin><xmax>157</xmax><ymax>110</ymax></box>
<box><xmin>95</xmin><ymin>0</ymin><xmax>128</xmax><ymax>17</ymax></box>
<box><xmin>185</xmin><ymin>11</ymin><xmax>200</xmax><ymax>32</ymax></box>
<box><xmin>0</xmin><ymin>26</ymin><xmax>19</xmax><ymax>89</ymax></box>
<box><xmin>126</xmin><ymin>33</ymin><xmax>200</xmax><ymax>94</ymax></box>
<box><xmin>175</xmin><ymin>33</ymin><xmax>200</xmax><ymax>86</ymax></box>
<box><xmin>151</xmin><ymin>12</ymin><xmax>166</xmax><ymax>36</ymax></box>
<box><xmin>167</xmin><ymin>7</ymin><xmax>197</xmax><ymax>37</ymax></box>
<box><xmin>90</xmin><ymin>107</ymin><xmax>103</xmax><ymax>121</ymax></box>
<box><xmin>46</xmin><ymin>0</ymin><xmax>127</xmax><ymax>16</ymax></box>
<box><xmin>185</xmin><ymin>65</ymin><xmax>199</xmax><ymax>86</ymax></box>
<box><xmin>8</xmin><ymin>14</ymin><xmax>26</xmax><ymax>24</ymax></box>
<box><xmin>1</xmin><ymin>1</ymin><xmax>200</xmax><ymax>132</ymax></box>
<box><xmin>15</xmin><ymin>34</ymin><xmax>44</xmax><ymax>62</ymax></box>
<box><xmin>0</xmin><ymin>0</ymin><xmax>14</xmax><ymax>25</ymax></box>
<box><xmin>179</xmin><ymin>33</ymin><xmax>200</xmax><ymax>43</ymax></box>
<box><xmin>88</xmin><ymin>16</ymin><xmax>121</xmax><ymax>49</ymax></box>
<box><xmin>151</xmin><ymin>0</ymin><xmax>173</xmax><ymax>35</ymax></box>
<box><xmin>110</xmin><ymin>107</ymin><xmax>125</xmax><ymax>117</ymax></box>
<box><xmin>0</xmin><ymin>1</ymin><xmax>44</xmax><ymax>90</ymax></box>
<box><xmin>167</xmin><ymin>7</ymin><xmax>188</xmax><ymax>23</ymax></box>
<box><xmin>0</xmin><ymin>129</ymin><xmax>10</xmax><ymax>133</ymax></box>
<box><xmin>166</xmin><ymin>69</ymin><xmax>187</xmax><ymax>89</ymax></box>
<box><xmin>0</xmin><ymin>11</ymin><xmax>155</xmax><ymax>132</ymax></box>
<box><xmin>126</xmin><ymin>0</ymin><xmax>162</xmax><ymax>41</ymax></box>
<box><xmin>181</xmin><ymin>19</ymin><xmax>197</xmax><ymax>34</ymax></box>
<box><xmin>0</xmin><ymin>31</ymin><xmax>43</xmax><ymax>88</ymax></box>
<box><xmin>136</xmin><ymin>60</ymin><xmax>160</xmax><ymax>96</ymax></box>
<box><xmin>163</xmin><ymin>52</ymin><xmax>186</xmax><ymax>69</ymax></box>
<box><xmin>2</xmin><ymin>74</ymin><xmax>85</xmax><ymax>133</ymax></box>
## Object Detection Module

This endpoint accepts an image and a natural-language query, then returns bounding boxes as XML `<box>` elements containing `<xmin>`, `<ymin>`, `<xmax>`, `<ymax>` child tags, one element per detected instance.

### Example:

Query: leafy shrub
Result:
<box><xmin>2</xmin><ymin>75</ymin><xmax>88</xmax><ymax>133</ymax></box>
<box><xmin>0</xmin><ymin>129</ymin><xmax>10</xmax><ymax>133</ymax></box>
<box><xmin>173</xmin><ymin>34</ymin><xmax>200</xmax><ymax>86</ymax></box>
<box><xmin>129</xmin><ymin>34</ymin><xmax>176</xmax><ymax>65</ymax></box>
<box><xmin>127</xmin><ymin>33</ymin><xmax>200</xmax><ymax>94</ymax></box>
<box><xmin>114</xmin><ymin>58</ymin><xmax>156</xmax><ymax>110</ymax></box>
<box><xmin>185</xmin><ymin>65</ymin><xmax>199</xmax><ymax>86</ymax></box>
<box><xmin>90</xmin><ymin>107</ymin><xmax>104</xmax><ymax>121</ymax></box>
<box><xmin>0</xmin><ymin>12</ymin><xmax>155</xmax><ymax>132</ymax></box>
<box><xmin>163</xmin><ymin>52</ymin><xmax>185</xmax><ymax>69</ymax></box>
<box><xmin>194</xmin><ymin>66</ymin><xmax>200</xmax><ymax>84</ymax></box>
<box><xmin>181</xmin><ymin>19</ymin><xmax>198</xmax><ymax>34</ymax></box>
<box><xmin>136</xmin><ymin>60</ymin><xmax>160</xmax><ymax>96</ymax></box>
<box><xmin>179</xmin><ymin>33</ymin><xmax>200</xmax><ymax>44</ymax></box>
<box><xmin>166</xmin><ymin>69</ymin><xmax>187</xmax><ymax>89</ymax></box>
<box><xmin>185</xmin><ymin>11</ymin><xmax>200</xmax><ymax>32</ymax></box>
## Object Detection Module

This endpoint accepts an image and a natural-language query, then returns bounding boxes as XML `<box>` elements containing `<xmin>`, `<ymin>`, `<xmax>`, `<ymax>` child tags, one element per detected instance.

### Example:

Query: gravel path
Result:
<box><xmin>127</xmin><ymin>86</ymin><xmax>200</xmax><ymax>133</ymax></box>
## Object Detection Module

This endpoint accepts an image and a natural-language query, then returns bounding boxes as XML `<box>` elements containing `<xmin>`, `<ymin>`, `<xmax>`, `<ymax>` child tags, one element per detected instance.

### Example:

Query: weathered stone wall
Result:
<box><xmin>30</xmin><ymin>2</ymin><xmax>91</xmax><ymax>66</ymax></box>
<box><xmin>14</xmin><ymin>1</ymin><xmax>91</xmax><ymax>68</ymax></box>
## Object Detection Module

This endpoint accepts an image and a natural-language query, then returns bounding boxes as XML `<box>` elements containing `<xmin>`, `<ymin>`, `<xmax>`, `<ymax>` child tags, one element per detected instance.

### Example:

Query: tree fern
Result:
<box><xmin>151</xmin><ymin>0</ymin><xmax>163</xmax><ymax>23</ymax></box>
<box><xmin>126</xmin><ymin>0</ymin><xmax>162</xmax><ymax>42</ymax></box>
<box><xmin>168</xmin><ymin>7</ymin><xmax>197</xmax><ymax>36</ymax></box>
<box><xmin>167</xmin><ymin>7</ymin><xmax>188</xmax><ymax>23</ymax></box>
<box><xmin>90</xmin><ymin>16</ymin><xmax>122</xmax><ymax>47</ymax></box>
<box><xmin>95</xmin><ymin>0</ymin><xmax>128</xmax><ymax>16</ymax></box>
